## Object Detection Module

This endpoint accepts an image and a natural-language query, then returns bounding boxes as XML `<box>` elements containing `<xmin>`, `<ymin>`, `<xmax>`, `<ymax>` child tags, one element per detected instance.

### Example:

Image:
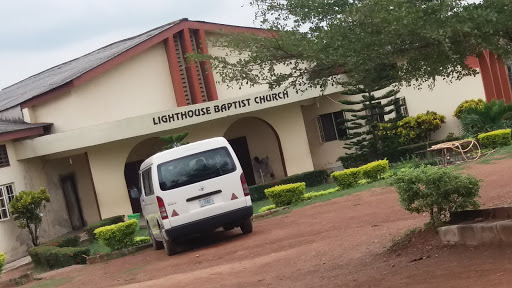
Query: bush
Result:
<box><xmin>85</xmin><ymin>215</ymin><xmax>125</xmax><ymax>240</ymax></box>
<box><xmin>391</xmin><ymin>166</ymin><xmax>480</xmax><ymax>227</ymax></box>
<box><xmin>133</xmin><ymin>236</ymin><xmax>151</xmax><ymax>246</ymax></box>
<box><xmin>461</xmin><ymin>100</ymin><xmax>512</xmax><ymax>137</ymax></box>
<box><xmin>264</xmin><ymin>183</ymin><xmax>306</xmax><ymax>207</ymax></box>
<box><xmin>0</xmin><ymin>253</ymin><xmax>5</xmax><ymax>274</ymax></box>
<box><xmin>47</xmin><ymin>235</ymin><xmax>81</xmax><ymax>248</ymax></box>
<box><xmin>258</xmin><ymin>205</ymin><xmax>276</xmax><ymax>213</ymax></box>
<box><xmin>9</xmin><ymin>188</ymin><xmax>51</xmax><ymax>246</ymax></box>
<box><xmin>28</xmin><ymin>246</ymin><xmax>90</xmax><ymax>270</ymax></box>
<box><xmin>302</xmin><ymin>188</ymin><xmax>339</xmax><ymax>201</ymax></box>
<box><xmin>94</xmin><ymin>220</ymin><xmax>138</xmax><ymax>251</ymax></box>
<box><xmin>359</xmin><ymin>159</ymin><xmax>389</xmax><ymax>181</ymax></box>
<box><xmin>477</xmin><ymin>129</ymin><xmax>512</xmax><ymax>149</ymax></box>
<box><xmin>331</xmin><ymin>168</ymin><xmax>362</xmax><ymax>189</ymax></box>
<box><xmin>454</xmin><ymin>99</ymin><xmax>485</xmax><ymax>119</ymax></box>
<box><xmin>249</xmin><ymin>170</ymin><xmax>328</xmax><ymax>201</ymax></box>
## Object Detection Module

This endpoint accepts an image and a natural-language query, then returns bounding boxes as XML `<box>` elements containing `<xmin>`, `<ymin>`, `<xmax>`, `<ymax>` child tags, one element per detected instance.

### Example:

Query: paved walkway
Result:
<box><xmin>3</xmin><ymin>256</ymin><xmax>31</xmax><ymax>273</ymax></box>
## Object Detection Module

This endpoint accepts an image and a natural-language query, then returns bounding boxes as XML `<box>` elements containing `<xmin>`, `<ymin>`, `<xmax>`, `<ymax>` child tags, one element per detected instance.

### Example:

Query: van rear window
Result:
<box><xmin>157</xmin><ymin>147</ymin><xmax>237</xmax><ymax>191</ymax></box>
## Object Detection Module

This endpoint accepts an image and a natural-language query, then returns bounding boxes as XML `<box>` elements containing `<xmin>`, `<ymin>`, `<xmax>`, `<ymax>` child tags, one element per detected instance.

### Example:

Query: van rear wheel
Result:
<box><xmin>160</xmin><ymin>230</ymin><xmax>179</xmax><ymax>256</ymax></box>
<box><xmin>240</xmin><ymin>218</ymin><xmax>253</xmax><ymax>234</ymax></box>
<box><xmin>149</xmin><ymin>225</ymin><xmax>163</xmax><ymax>250</ymax></box>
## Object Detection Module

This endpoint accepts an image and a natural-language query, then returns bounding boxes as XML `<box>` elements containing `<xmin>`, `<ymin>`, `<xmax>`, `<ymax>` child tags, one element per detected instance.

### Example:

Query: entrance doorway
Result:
<box><xmin>60</xmin><ymin>174</ymin><xmax>85</xmax><ymax>230</ymax></box>
<box><xmin>228</xmin><ymin>137</ymin><xmax>256</xmax><ymax>186</ymax></box>
<box><xmin>124</xmin><ymin>160</ymin><xmax>144</xmax><ymax>214</ymax></box>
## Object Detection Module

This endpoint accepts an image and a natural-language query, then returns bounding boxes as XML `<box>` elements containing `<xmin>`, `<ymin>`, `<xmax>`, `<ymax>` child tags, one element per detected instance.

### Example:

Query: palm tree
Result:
<box><xmin>460</xmin><ymin>100</ymin><xmax>512</xmax><ymax>137</ymax></box>
<box><xmin>161</xmin><ymin>132</ymin><xmax>190</xmax><ymax>150</ymax></box>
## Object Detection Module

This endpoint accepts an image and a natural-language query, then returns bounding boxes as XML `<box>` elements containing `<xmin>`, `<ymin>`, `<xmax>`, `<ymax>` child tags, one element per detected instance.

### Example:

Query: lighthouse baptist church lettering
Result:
<box><xmin>152</xmin><ymin>90</ymin><xmax>290</xmax><ymax>125</ymax></box>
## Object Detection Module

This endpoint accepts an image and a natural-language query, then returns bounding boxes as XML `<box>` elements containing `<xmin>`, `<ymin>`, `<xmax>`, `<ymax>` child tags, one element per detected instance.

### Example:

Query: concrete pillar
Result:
<box><xmin>263</xmin><ymin>104</ymin><xmax>315</xmax><ymax>175</ymax></box>
<box><xmin>87</xmin><ymin>140</ymin><xmax>136</xmax><ymax>219</ymax></box>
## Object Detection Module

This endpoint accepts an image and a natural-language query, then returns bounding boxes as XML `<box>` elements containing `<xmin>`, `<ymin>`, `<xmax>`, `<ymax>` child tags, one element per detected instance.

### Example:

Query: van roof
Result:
<box><xmin>139</xmin><ymin>137</ymin><xmax>230</xmax><ymax>171</ymax></box>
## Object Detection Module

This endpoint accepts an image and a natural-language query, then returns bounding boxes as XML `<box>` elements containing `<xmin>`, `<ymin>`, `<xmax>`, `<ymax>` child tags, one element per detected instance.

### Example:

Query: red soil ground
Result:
<box><xmin>11</xmin><ymin>157</ymin><xmax>512</xmax><ymax>288</ymax></box>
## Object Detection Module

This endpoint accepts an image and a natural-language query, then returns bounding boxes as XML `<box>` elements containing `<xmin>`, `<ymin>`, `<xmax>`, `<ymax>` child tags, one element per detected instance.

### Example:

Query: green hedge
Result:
<box><xmin>360</xmin><ymin>159</ymin><xmax>389</xmax><ymax>181</ymax></box>
<box><xmin>331</xmin><ymin>159</ymin><xmax>390</xmax><ymax>189</ymax></box>
<box><xmin>0</xmin><ymin>253</ymin><xmax>5</xmax><ymax>274</ymax></box>
<box><xmin>94</xmin><ymin>220</ymin><xmax>138</xmax><ymax>251</ymax></box>
<box><xmin>85</xmin><ymin>215</ymin><xmax>125</xmax><ymax>240</ymax></box>
<box><xmin>133</xmin><ymin>236</ymin><xmax>151</xmax><ymax>246</ymax></box>
<box><xmin>331</xmin><ymin>168</ymin><xmax>362</xmax><ymax>189</ymax></box>
<box><xmin>264</xmin><ymin>183</ymin><xmax>306</xmax><ymax>207</ymax></box>
<box><xmin>249</xmin><ymin>170</ymin><xmax>328</xmax><ymax>202</ymax></box>
<box><xmin>28</xmin><ymin>246</ymin><xmax>90</xmax><ymax>270</ymax></box>
<box><xmin>47</xmin><ymin>235</ymin><xmax>80</xmax><ymax>248</ymax></box>
<box><xmin>477</xmin><ymin>129</ymin><xmax>512</xmax><ymax>149</ymax></box>
<box><xmin>302</xmin><ymin>188</ymin><xmax>339</xmax><ymax>201</ymax></box>
<box><xmin>258</xmin><ymin>205</ymin><xmax>276</xmax><ymax>213</ymax></box>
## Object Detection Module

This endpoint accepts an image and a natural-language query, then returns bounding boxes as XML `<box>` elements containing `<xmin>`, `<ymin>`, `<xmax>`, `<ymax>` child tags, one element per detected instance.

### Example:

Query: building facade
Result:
<box><xmin>0</xmin><ymin>19</ymin><xmax>509</xmax><ymax>262</ymax></box>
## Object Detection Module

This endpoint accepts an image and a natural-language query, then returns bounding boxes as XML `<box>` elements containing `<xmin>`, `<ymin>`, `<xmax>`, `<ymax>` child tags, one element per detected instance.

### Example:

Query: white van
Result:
<box><xmin>138</xmin><ymin>137</ymin><xmax>253</xmax><ymax>255</ymax></box>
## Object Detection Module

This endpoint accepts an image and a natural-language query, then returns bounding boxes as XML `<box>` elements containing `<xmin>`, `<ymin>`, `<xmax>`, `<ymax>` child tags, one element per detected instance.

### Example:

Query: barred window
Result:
<box><xmin>0</xmin><ymin>145</ymin><xmax>9</xmax><ymax>168</ymax></box>
<box><xmin>0</xmin><ymin>184</ymin><xmax>15</xmax><ymax>220</ymax></box>
<box><xmin>317</xmin><ymin>111</ymin><xmax>348</xmax><ymax>142</ymax></box>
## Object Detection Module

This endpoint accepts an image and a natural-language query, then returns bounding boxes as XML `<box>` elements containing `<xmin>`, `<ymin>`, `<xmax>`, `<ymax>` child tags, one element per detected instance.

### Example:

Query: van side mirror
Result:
<box><xmin>130</xmin><ymin>187</ymin><xmax>141</xmax><ymax>199</ymax></box>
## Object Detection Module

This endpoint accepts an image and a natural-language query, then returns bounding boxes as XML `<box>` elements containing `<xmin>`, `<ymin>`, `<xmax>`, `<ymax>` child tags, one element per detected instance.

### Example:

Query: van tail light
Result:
<box><xmin>240</xmin><ymin>173</ymin><xmax>250</xmax><ymax>197</ymax></box>
<box><xmin>157</xmin><ymin>196</ymin><xmax>168</xmax><ymax>220</ymax></box>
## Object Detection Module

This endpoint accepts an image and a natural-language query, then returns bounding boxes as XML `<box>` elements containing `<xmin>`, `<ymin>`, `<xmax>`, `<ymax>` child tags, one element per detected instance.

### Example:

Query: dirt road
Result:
<box><xmin>29</xmin><ymin>158</ymin><xmax>512</xmax><ymax>288</ymax></box>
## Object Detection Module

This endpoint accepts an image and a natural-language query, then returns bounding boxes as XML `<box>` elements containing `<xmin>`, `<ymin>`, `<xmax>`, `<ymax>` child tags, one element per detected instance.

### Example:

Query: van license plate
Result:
<box><xmin>199</xmin><ymin>197</ymin><xmax>215</xmax><ymax>208</ymax></box>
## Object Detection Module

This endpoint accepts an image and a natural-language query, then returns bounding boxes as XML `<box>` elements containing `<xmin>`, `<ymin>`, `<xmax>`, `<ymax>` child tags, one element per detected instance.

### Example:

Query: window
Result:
<box><xmin>157</xmin><ymin>147</ymin><xmax>236</xmax><ymax>191</ymax></box>
<box><xmin>141</xmin><ymin>168</ymin><xmax>154</xmax><ymax>196</ymax></box>
<box><xmin>0</xmin><ymin>184</ymin><xmax>15</xmax><ymax>220</ymax></box>
<box><xmin>317</xmin><ymin>111</ymin><xmax>348</xmax><ymax>142</ymax></box>
<box><xmin>395</xmin><ymin>97</ymin><xmax>409</xmax><ymax>118</ymax></box>
<box><xmin>0</xmin><ymin>145</ymin><xmax>9</xmax><ymax>168</ymax></box>
<box><xmin>366</xmin><ymin>101</ymin><xmax>385</xmax><ymax>122</ymax></box>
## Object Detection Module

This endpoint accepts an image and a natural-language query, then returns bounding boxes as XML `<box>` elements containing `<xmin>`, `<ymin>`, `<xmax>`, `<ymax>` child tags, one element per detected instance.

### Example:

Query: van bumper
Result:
<box><xmin>165</xmin><ymin>206</ymin><xmax>253</xmax><ymax>239</ymax></box>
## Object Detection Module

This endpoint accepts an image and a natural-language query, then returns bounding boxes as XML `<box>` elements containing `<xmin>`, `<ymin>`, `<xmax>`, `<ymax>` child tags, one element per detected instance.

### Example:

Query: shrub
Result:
<box><xmin>85</xmin><ymin>215</ymin><xmax>125</xmax><ymax>240</ymax></box>
<box><xmin>47</xmin><ymin>235</ymin><xmax>81</xmax><ymax>248</ymax></box>
<box><xmin>28</xmin><ymin>246</ymin><xmax>90</xmax><ymax>270</ymax></box>
<box><xmin>331</xmin><ymin>168</ymin><xmax>362</xmax><ymax>189</ymax></box>
<box><xmin>302</xmin><ymin>188</ymin><xmax>339</xmax><ymax>201</ymax></box>
<box><xmin>454</xmin><ymin>99</ymin><xmax>485</xmax><ymax>119</ymax></box>
<box><xmin>133</xmin><ymin>236</ymin><xmax>151</xmax><ymax>246</ymax></box>
<box><xmin>0</xmin><ymin>253</ymin><xmax>5</xmax><ymax>274</ymax></box>
<box><xmin>359</xmin><ymin>159</ymin><xmax>389</xmax><ymax>181</ymax></box>
<box><xmin>461</xmin><ymin>100</ymin><xmax>512</xmax><ymax>137</ymax></box>
<box><xmin>477</xmin><ymin>129</ymin><xmax>512</xmax><ymax>149</ymax></box>
<box><xmin>9</xmin><ymin>188</ymin><xmax>51</xmax><ymax>246</ymax></box>
<box><xmin>249</xmin><ymin>170</ymin><xmax>328</xmax><ymax>201</ymax></box>
<box><xmin>258</xmin><ymin>205</ymin><xmax>276</xmax><ymax>213</ymax></box>
<box><xmin>391</xmin><ymin>166</ymin><xmax>480</xmax><ymax>227</ymax></box>
<box><xmin>94</xmin><ymin>220</ymin><xmax>138</xmax><ymax>251</ymax></box>
<box><xmin>264</xmin><ymin>183</ymin><xmax>306</xmax><ymax>207</ymax></box>
<box><xmin>395</xmin><ymin>111</ymin><xmax>446</xmax><ymax>145</ymax></box>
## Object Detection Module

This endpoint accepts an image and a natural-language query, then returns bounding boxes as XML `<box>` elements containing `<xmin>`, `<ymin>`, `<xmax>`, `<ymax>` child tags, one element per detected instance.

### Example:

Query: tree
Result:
<box><xmin>160</xmin><ymin>132</ymin><xmax>190</xmax><ymax>150</ymax></box>
<box><xmin>194</xmin><ymin>0</ymin><xmax>512</xmax><ymax>92</ymax></box>
<box><xmin>9</xmin><ymin>188</ymin><xmax>51</xmax><ymax>246</ymax></box>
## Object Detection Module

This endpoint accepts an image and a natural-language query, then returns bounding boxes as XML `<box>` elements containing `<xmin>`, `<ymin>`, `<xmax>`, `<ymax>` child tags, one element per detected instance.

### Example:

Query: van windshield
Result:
<box><xmin>157</xmin><ymin>147</ymin><xmax>237</xmax><ymax>191</ymax></box>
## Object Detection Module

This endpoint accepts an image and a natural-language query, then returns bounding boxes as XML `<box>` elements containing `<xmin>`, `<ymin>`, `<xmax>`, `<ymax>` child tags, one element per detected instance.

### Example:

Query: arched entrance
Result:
<box><xmin>224</xmin><ymin>117</ymin><xmax>286</xmax><ymax>186</ymax></box>
<box><xmin>124</xmin><ymin>137</ymin><xmax>166</xmax><ymax>213</ymax></box>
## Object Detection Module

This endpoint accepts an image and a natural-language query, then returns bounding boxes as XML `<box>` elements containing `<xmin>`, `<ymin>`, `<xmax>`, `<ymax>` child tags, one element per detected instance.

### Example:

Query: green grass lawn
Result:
<box><xmin>252</xmin><ymin>182</ymin><xmax>339</xmax><ymax>214</ymax></box>
<box><xmin>251</xmin><ymin>181</ymin><xmax>385</xmax><ymax>215</ymax></box>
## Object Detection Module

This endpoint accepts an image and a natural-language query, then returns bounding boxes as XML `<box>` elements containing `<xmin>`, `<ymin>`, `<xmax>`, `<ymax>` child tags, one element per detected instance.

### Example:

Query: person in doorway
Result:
<box><xmin>253</xmin><ymin>156</ymin><xmax>275</xmax><ymax>183</ymax></box>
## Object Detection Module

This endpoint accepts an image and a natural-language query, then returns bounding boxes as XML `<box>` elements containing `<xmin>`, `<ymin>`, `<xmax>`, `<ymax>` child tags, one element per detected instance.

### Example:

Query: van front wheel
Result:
<box><xmin>240</xmin><ymin>218</ymin><xmax>253</xmax><ymax>234</ymax></box>
<box><xmin>160</xmin><ymin>230</ymin><xmax>179</xmax><ymax>256</ymax></box>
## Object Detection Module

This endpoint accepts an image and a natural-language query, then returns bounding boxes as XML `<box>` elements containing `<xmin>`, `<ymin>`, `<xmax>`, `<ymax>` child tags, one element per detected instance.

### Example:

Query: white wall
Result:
<box><xmin>31</xmin><ymin>43</ymin><xmax>177</xmax><ymax>133</ymax></box>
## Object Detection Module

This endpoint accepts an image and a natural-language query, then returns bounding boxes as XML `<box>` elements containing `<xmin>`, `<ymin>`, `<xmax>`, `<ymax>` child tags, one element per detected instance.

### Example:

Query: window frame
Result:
<box><xmin>317</xmin><ymin>111</ymin><xmax>348</xmax><ymax>143</ymax></box>
<box><xmin>0</xmin><ymin>145</ymin><xmax>10</xmax><ymax>168</ymax></box>
<box><xmin>0</xmin><ymin>183</ymin><xmax>15</xmax><ymax>221</ymax></box>
<box><xmin>140</xmin><ymin>168</ymin><xmax>155</xmax><ymax>197</ymax></box>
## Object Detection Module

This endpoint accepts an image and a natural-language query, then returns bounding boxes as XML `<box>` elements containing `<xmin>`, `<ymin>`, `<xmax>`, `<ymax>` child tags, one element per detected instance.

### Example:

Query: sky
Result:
<box><xmin>0</xmin><ymin>0</ymin><xmax>258</xmax><ymax>89</ymax></box>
